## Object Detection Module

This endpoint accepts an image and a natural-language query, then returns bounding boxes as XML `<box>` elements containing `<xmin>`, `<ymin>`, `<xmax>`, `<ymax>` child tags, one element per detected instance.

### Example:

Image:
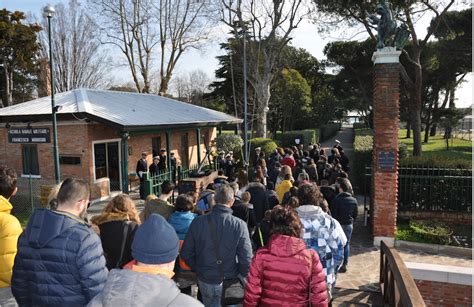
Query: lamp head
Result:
<box><xmin>43</xmin><ymin>5</ymin><xmax>55</xmax><ymax>18</ymax></box>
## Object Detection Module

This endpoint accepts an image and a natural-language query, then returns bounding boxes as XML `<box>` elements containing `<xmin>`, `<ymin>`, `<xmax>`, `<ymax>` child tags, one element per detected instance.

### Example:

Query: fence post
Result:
<box><xmin>143</xmin><ymin>172</ymin><xmax>152</xmax><ymax>198</ymax></box>
<box><xmin>177</xmin><ymin>166</ymin><xmax>182</xmax><ymax>182</ymax></box>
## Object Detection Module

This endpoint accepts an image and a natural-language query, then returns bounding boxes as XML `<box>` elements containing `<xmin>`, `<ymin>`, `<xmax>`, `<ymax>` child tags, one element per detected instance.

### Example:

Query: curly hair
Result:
<box><xmin>270</xmin><ymin>205</ymin><xmax>302</xmax><ymax>238</ymax></box>
<box><xmin>103</xmin><ymin>194</ymin><xmax>141</xmax><ymax>224</ymax></box>
<box><xmin>297</xmin><ymin>183</ymin><xmax>323</xmax><ymax>206</ymax></box>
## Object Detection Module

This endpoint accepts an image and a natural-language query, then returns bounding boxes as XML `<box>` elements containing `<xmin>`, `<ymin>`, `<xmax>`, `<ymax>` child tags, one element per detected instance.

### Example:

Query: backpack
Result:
<box><xmin>197</xmin><ymin>191</ymin><xmax>214</xmax><ymax>212</ymax></box>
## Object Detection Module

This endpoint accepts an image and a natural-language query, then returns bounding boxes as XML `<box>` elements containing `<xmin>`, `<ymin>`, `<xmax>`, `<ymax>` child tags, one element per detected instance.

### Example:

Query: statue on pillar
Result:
<box><xmin>367</xmin><ymin>0</ymin><xmax>410</xmax><ymax>50</ymax></box>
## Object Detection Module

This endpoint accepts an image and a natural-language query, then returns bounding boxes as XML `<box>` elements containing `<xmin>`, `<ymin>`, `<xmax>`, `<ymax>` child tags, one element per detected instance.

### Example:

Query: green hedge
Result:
<box><xmin>274</xmin><ymin>130</ymin><xmax>318</xmax><ymax>147</ymax></box>
<box><xmin>319</xmin><ymin>123</ymin><xmax>342</xmax><ymax>142</ymax></box>
<box><xmin>250</xmin><ymin>138</ymin><xmax>278</xmax><ymax>156</ymax></box>
<box><xmin>352</xmin><ymin>131</ymin><xmax>374</xmax><ymax>193</ymax></box>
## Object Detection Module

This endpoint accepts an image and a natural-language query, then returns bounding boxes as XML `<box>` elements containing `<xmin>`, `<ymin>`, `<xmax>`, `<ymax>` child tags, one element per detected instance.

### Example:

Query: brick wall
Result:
<box><xmin>371</xmin><ymin>61</ymin><xmax>400</xmax><ymax>240</ymax></box>
<box><xmin>0</xmin><ymin>122</ymin><xmax>217</xmax><ymax>187</ymax></box>
<box><xmin>415</xmin><ymin>279</ymin><xmax>472</xmax><ymax>306</ymax></box>
<box><xmin>399</xmin><ymin>211</ymin><xmax>472</xmax><ymax>225</ymax></box>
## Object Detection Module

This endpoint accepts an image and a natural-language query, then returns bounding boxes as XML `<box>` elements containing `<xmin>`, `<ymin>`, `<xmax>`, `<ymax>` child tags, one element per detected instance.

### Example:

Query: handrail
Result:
<box><xmin>379</xmin><ymin>241</ymin><xmax>426</xmax><ymax>307</ymax></box>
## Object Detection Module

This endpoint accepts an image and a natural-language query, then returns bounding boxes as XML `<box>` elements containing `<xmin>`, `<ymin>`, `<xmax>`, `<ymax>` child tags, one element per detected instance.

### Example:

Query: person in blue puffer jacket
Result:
<box><xmin>11</xmin><ymin>178</ymin><xmax>108</xmax><ymax>306</ymax></box>
<box><xmin>168</xmin><ymin>193</ymin><xmax>198</xmax><ymax>294</ymax></box>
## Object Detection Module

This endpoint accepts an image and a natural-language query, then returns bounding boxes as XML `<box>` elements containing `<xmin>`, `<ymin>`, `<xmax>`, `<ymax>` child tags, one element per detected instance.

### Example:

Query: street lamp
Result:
<box><xmin>43</xmin><ymin>5</ymin><xmax>61</xmax><ymax>183</ymax></box>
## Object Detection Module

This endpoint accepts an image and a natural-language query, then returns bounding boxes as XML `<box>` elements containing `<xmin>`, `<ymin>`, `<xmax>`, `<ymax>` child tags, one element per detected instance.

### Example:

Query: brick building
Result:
<box><xmin>0</xmin><ymin>89</ymin><xmax>241</xmax><ymax>192</ymax></box>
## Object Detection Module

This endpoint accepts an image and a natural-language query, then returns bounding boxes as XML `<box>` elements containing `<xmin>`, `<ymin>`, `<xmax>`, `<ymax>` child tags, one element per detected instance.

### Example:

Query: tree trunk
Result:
<box><xmin>159</xmin><ymin>76</ymin><xmax>170</xmax><ymax>95</ymax></box>
<box><xmin>406</xmin><ymin>121</ymin><xmax>411</xmax><ymax>138</ymax></box>
<box><xmin>253</xmin><ymin>81</ymin><xmax>271</xmax><ymax>138</ymax></box>
<box><xmin>430</xmin><ymin>124</ymin><xmax>437</xmax><ymax>136</ymax></box>
<box><xmin>3</xmin><ymin>63</ymin><xmax>12</xmax><ymax>107</ymax></box>
<box><xmin>411</xmin><ymin>51</ymin><xmax>423</xmax><ymax>156</ymax></box>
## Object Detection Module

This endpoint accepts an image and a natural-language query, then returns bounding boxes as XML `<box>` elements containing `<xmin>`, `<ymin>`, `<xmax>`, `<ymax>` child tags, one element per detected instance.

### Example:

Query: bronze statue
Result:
<box><xmin>368</xmin><ymin>0</ymin><xmax>410</xmax><ymax>50</ymax></box>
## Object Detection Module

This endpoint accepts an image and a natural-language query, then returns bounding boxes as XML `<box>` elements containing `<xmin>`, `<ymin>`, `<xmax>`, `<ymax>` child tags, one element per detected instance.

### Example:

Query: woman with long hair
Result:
<box><xmin>244</xmin><ymin>206</ymin><xmax>328</xmax><ymax>306</ymax></box>
<box><xmin>91</xmin><ymin>194</ymin><xmax>141</xmax><ymax>270</ymax></box>
<box><xmin>276</xmin><ymin>165</ymin><xmax>294</xmax><ymax>186</ymax></box>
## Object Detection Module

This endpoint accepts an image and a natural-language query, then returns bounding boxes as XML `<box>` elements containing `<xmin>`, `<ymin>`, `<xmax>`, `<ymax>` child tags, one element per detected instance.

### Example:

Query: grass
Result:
<box><xmin>398</xmin><ymin>129</ymin><xmax>472</xmax><ymax>162</ymax></box>
<box><xmin>396</xmin><ymin>220</ymin><xmax>472</xmax><ymax>248</ymax></box>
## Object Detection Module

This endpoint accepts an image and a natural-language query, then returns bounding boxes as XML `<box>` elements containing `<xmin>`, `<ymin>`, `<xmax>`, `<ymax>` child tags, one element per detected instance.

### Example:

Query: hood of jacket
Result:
<box><xmin>335</xmin><ymin>192</ymin><xmax>353</xmax><ymax>199</ymax></box>
<box><xmin>267</xmin><ymin>234</ymin><xmax>306</xmax><ymax>257</ymax></box>
<box><xmin>296</xmin><ymin>204</ymin><xmax>324</xmax><ymax>220</ymax></box>
<box><xmin>24</xmin><ymin>208</ymin><xmax>88</xmax><ymax>249</ymax></box>
<box><xmin>0</xmin><ymin>195</ymin><xmax>13</xmax><ymax>214</ymax></box>
<box><xmin>90</xmin><ymin>211</ymin><xmax>131</xmax><ymax>226</ymax></box>
<box><xmin>92</xmin><ymin>269</ymin><xmax>189</xmax><ymax>307</ymax></box>
<box><xmin>169</xmin><ymin>211</ymin><xmax>197</xmax><ymax>233</ymax></box>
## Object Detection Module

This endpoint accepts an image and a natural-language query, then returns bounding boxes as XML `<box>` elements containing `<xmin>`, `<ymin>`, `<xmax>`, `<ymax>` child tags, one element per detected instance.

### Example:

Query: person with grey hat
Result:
<box><xmin>88</xmin><ymin>214</ymin><xmax>202</xmax><ymax>307</ymax></box>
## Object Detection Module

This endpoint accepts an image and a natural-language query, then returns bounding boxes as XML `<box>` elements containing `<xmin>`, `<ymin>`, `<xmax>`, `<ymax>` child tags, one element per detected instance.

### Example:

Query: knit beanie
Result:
<box><xmin>132</xmin><ymin>213</ymin><xmax>179</xmax><ymax>264</ymax></box>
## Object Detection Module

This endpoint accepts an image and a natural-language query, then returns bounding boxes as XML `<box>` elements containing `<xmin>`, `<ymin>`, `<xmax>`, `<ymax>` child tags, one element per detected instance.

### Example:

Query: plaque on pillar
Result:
<box><xmin>377</xmin><ymin>151</ymin><xmax>396</xmax><ymax>172</ymax></box>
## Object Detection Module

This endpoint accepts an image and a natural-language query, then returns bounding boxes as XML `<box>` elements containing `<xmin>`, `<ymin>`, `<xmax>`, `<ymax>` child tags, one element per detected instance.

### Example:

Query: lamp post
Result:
<box><xmin>43</xmin><ymin>5</ymin><xmax>61</xmax><ymax>183</ymax></box>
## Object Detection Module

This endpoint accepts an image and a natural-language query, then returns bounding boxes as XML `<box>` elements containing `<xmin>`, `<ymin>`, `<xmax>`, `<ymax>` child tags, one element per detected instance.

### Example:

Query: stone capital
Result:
<box><xmin>372</xmin><ymin>47</ymin><xmax>402</xmax><ymax>65</ymax></box>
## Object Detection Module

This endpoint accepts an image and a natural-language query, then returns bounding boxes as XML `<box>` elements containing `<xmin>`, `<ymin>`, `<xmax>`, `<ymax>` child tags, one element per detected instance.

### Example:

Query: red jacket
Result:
<box><xmin>244</xmin><ymin>234</ymin><xmax>328</xmax><ymax>307</ymax></box>
<box><xmin>281</xmin><ymin>156</ymin><xmax>296</xmax><ymax>168</ymax></box>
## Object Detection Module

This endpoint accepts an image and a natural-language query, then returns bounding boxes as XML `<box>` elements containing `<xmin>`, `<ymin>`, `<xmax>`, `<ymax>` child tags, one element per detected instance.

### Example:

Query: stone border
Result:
<box><xmin>395</xmin><ymin>240</ymin><xmax>471</xmax><ymax>258</ymax></box>
<box><xmin>405</xmin><ymin>262</ymin><xmax>473</xmax><ymax>286</ymax></box>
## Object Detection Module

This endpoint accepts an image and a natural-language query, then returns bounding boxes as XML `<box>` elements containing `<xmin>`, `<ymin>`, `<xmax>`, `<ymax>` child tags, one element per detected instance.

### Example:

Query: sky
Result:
<box><xmin>1</xmin><ymin>0</ymin><xmax>472</xmax><ymax>108</ymax></box>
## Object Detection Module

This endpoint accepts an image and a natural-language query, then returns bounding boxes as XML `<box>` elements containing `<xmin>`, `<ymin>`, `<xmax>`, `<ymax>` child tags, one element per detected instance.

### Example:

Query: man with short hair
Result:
<box><xmin>88</xmin><ymin>214</ymin><xmax>202</xmax><ymax>306</ymax></box>
<box><xmin>0</xmin><ymin>167</ymin><xmax>22</xmax><ymax>305</ymax></box>
<box><xmin>181</xmin><ymin>184</ymin><xmax>252</xmax><ymax>307</ymax></box>
<box><xmin>12</xmin><ymin>178</ymin><xmax>108</xmax><ymax>306</ymax></box>
<box><xmin>331</xmin><ymin>177</ymin><xmax>358</xmax><ymax>273</ymax></box>
<box><xmin>142</xmin><ymin>180</ymin><xmax>175</xmax><ymax>221</ymax></box>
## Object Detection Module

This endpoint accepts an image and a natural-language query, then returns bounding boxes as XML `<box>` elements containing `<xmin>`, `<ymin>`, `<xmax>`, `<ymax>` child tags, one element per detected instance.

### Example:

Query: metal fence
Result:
<box><xmin>365</xmin><ymin>166</ymin><xmax>472</xmax><ymax>213</ymax></box>
<box><xmin>143</xmin><ymin>161</ymin><xmax>218</xmax><ymax>198</ymax></box>
<box><xmin>10</xmin><ymin>176</ymin><xmax>56</xmax><ymax>226</ymax></box>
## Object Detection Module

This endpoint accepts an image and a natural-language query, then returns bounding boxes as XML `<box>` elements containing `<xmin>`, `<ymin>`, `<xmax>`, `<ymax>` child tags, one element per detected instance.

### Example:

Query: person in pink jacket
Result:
<box><xmin>244</xmin><ymin>206</ymin><xmax>328</xmax><ymax>307</ymax></box>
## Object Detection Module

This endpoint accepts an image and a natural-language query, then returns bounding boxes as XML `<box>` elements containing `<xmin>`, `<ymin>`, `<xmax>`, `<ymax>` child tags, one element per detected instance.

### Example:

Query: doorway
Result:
<box><xmin>93</xmin><ymin>140</ymin><xmax>121</xmax><ymax>191</ymax></box>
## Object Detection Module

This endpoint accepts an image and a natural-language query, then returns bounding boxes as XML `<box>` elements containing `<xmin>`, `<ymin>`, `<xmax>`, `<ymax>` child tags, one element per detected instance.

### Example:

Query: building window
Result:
<box><xmin>59</xmin><ymin>156</ymin><xmax>81</xmax><ymax>165</ymax></box>
<box><xmin>22</xmin><ymin>145</ymin><xmax>39</xmax><ymax>175</ymax></box>
<box><xmin>152</xmin><ymin>137</ymin><xmax>161</xmax><ymax>157</ymax></box>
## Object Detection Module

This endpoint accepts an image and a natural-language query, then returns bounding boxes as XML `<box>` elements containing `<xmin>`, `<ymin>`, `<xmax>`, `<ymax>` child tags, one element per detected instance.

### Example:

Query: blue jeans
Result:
<box><xmin>197</xmin><ymin>279</ymin><xmax>238</xmax><ymax>307</ymax></box>
<box><xmin>341</xmin><ymin>224</ymin><xmax>353</xmax><ymax>266</ymax></box>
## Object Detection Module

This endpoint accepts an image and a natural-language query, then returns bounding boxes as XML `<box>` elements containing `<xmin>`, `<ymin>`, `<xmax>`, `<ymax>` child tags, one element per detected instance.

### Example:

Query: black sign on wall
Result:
<box><xmin>377</xmin><ymin>150</ymin><xmax>396</xmax><ymax>171</ymax></box>
<box><xmin>8</xmin><ymin>128</ymin><xmax>51</xmax><ymax>143</ymax></box>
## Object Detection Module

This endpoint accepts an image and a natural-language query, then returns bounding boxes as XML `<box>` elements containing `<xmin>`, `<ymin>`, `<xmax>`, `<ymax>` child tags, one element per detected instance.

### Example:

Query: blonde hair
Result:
<box><xmin>103</xmin><ymin>194</ymin><xmax>141</xmax><ymax>224</ymax></box>
<box><xmin>241</xmin><ymin>191</ymin><xmax>251</xmax><ymax>203</ymax></box>
<box><xmin>146</xmin><ymin>194</ymin><xmax>158</xmax><ymax>202</ymax></box>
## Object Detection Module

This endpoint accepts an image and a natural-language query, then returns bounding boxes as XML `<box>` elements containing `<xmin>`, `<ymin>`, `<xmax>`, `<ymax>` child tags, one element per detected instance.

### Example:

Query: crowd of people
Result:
<box><xmin>0</xmin><ymin>140</ymin><xmax>359</xmax><ymax>307</ymax></box>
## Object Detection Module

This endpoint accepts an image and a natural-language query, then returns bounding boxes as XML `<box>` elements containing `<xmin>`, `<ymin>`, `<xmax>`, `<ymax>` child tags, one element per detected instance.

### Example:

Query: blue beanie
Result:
<box><xmin>132</xmin><ymin>213</ymin><xmax>179</xmax><ymax>264</ymax></box>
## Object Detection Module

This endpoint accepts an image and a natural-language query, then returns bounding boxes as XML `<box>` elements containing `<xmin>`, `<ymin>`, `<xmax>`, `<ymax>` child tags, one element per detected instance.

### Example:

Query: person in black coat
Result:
<box><xmin>158</xmin><ymin>149</ymin><xmax>167</xmax><ymax>172</ymax></box>
<box><xmin>90</xmin><ymin>194</ymin><xmax>140</xmax><ymax>270</ymax></box>
<box><xmin>267</xmin><ymin>162</ymin><xmax>281</xmax><ymax>186</ymax></box>
<box><xmin>149</xmin><ymin>156</ymin><xmax>160</xmax><ymax>176</ymax></box>
<box><xmin>330</xmin><ymin>177</ymin><xmax>358</xmax><ymax>273</ymax></box>
<box><xmin>230</xmin><ymin>183</ymin><xmax>249</xmax><ymax>224</ymax></box>
<box><xmin>136</xmin><ymin>152</ymin><xmax>148</xmax><ymax>200</ymax></box>
<box><xmin>246</xmin><ymin>175</ymin><xmax>269</xmax><ymax>224</ymax></box>
<box><xmin>266</xmin><ymin>181</ymin><xmax>279</xmax><ymax>210</ymax></box>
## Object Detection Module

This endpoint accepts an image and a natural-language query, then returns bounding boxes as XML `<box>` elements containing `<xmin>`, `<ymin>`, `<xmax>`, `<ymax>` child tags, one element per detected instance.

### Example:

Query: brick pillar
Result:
<box><xmin>371</xmin><ymin>48</ymin><xmax>401</xmax><ymax>247</ymax></box>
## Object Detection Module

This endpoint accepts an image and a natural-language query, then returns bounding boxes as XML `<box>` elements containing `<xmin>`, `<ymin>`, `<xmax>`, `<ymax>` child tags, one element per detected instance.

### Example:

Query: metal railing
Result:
<box><xmin>379</xmin><ymin>241</ymin><xmax>425</xmax><ymax>306</ymax></box>
<box><xmin>364</xmin><ymin>166</ymin><xmax>472</xmax><ymax>213</ymax></box>
<box><xmin>144</xmin><ymin>161</ymin><xmax>218</xmax><ymax>198</ymax></box>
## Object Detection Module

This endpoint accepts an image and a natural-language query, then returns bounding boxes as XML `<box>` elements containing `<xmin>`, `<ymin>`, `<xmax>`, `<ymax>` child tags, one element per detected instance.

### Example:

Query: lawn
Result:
<box><xmin>398</xmin><ymin>129</ymin><xmax>472</xmax><ymax>162</ymax></box>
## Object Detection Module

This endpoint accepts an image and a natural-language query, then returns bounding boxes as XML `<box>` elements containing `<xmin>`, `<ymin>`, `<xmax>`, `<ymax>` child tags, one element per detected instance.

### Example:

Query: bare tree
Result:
<box><xmin>221</xmin><ymin>0</ymin><xmax>310</xmax><ymax>137</ymax></box>
<box><xmin>157</xmin><ymin>0</ymin><xmax>217</xmax><ymax>94</ymax></box>
<box><xmin>88</xmin><ymin>0</ymin><xmax>157</xmax><ymax>93</ymax></box>
<box><xmin>38</xmin><ymin>0</ymin><xmax>111</xmax><ymax>93</ymax></box>
<box><xmin>171</xmin><ymin>69</ymin><xmax>210</xmax><ymax>102</ymax></box>
<box><xmin>90</xmin><ymin>0</ymin><xmax>216</xmax><ymax>94</ymax></box>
